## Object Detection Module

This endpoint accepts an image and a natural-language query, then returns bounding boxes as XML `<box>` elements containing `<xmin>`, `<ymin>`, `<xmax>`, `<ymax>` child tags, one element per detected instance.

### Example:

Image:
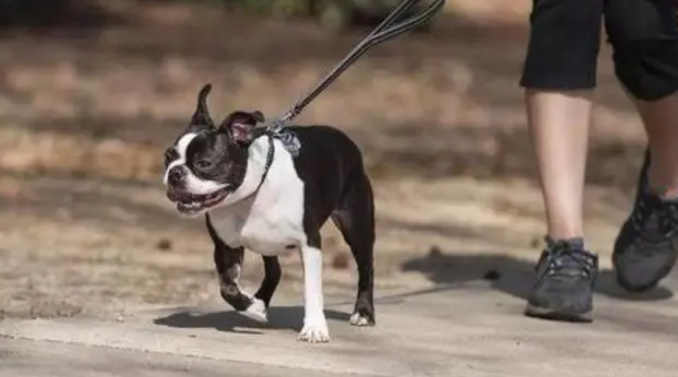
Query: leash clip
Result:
<box><xmin>267</xmin><ymin>117</ymin><xmax>301</xmax><ymax>157</ymax></box>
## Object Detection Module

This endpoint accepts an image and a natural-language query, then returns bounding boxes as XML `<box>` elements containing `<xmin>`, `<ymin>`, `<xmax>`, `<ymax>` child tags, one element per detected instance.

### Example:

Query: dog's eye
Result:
<box><xmin>195</xmin><ymin>159</ymin><xmax>213</xmax><ymax>170</ymax></box>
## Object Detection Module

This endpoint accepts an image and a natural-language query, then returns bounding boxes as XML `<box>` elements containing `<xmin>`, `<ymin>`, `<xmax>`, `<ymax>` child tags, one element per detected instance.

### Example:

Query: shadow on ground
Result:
<box><xmin>153</xmin><ymin>306</ymin><xmax>351</xmax><ymax>334</ymax></box>
<box><xmin>400</xmin><ymin>248</ymin><xmax>674</xmax><ymax>302</ymax></box>
<box><xmin>152</xmin><ymin>248</ymin><xmax>674</xmax><ymax>336</ymax></box>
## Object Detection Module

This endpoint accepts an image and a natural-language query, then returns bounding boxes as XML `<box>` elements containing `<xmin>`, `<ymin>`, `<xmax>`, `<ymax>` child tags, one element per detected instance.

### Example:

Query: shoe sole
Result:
<box><xmin>524</xmin><ymin>304</ymin><xmax>593</xmax><ymax>323</ymax></box>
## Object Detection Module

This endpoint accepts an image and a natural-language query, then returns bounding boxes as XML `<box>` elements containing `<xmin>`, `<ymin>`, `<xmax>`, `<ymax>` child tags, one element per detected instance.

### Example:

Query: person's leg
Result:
<box><xmin>637</xmin><ymin>96</ymin><xmax>678</xmax><ymax>197</ymax></box>
<box><xmin>526</xmin><ymin>90</ymin><xmax>592</xmax><ymax>240</ymax></box>
<box><xmin>606</xmin><ymin>0</ymin><xmax>678</xmax><ymax>292</ymax></box>
<box><xmin>520</xmin><ymin>0</ymin><xmax>603</xmax><ymax>321</ymax></box>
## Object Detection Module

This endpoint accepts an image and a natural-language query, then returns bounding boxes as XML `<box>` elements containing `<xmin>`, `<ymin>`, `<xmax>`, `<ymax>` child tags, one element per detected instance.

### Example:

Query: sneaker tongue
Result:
<box><xmin>546</xmin><ymin>236</ymin><xmax>585</xmax><ymax>250</ymax></box>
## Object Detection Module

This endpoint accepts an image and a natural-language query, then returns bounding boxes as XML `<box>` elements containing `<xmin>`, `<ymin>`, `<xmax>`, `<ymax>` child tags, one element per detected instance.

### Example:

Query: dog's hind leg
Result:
<box><xmin>331</xmin><ymin>172</ymin><xmax>376</xmax><ymax>326</ymax></box>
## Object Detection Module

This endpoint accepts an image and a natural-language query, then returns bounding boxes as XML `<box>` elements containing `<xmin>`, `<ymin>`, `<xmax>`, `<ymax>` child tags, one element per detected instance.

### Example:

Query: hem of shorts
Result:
<box><xmin>629</xmin><ymin>84</ymin><xmax>678</xmax><ymax>102</ymax></box>
<box><xmin>519</xmin><ymin>77</ymin><xmax>597</xmax><ymax>91</ymax></box>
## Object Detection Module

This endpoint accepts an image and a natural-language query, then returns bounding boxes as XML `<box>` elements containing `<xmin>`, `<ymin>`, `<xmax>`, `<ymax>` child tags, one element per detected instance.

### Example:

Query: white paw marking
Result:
<box><xmin>349</xmin><ymin>312</ymin><xmax>373</xmax><ymax>327</ymax></box>
<box><xmin>297</xmin><ymin>319</ymin><xmax>330</xmax><ymax>343</ymax></box>
<box><xmin>238</xmin><ymin>298</ymin><xmax>268</xmax><ymax>323</ymax></box>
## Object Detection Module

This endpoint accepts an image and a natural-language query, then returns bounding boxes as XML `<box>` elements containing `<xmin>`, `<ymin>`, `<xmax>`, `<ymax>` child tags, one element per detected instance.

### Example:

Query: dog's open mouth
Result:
<box><xmin>167</xmin><ymin>187</ymin><xmax>229</xmax><ymax>214</ymax></box>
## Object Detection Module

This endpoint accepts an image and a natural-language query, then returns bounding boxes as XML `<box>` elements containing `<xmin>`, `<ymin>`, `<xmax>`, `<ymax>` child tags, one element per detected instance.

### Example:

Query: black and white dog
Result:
<box><xmin>162</xmin><ymin>84</ymin><xmax>376</xmax><ymax>343</ymax></box>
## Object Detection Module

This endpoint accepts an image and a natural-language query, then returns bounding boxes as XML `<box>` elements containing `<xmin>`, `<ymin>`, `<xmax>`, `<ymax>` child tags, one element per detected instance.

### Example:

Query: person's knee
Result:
<box><xmin>605</xmin><ymin>0</ymin><xmax>678</xmax><ymax>101</ymax></box>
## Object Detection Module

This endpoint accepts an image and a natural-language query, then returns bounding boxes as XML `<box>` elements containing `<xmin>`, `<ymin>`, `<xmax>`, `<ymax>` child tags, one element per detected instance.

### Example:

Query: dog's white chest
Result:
<box><xmin>241</xmin><ymin>212</ymin><xmax>300</xmax><ymax>254</ymax></box>
<box><xmin>211</xmin><ymin>200</ymin><xmax>304</xmax><ymax>255</ymax></box>
<box><xmin>208</xmin><ymin>160</ymin><xmax>306</xmax><ymax>255</ymax></box>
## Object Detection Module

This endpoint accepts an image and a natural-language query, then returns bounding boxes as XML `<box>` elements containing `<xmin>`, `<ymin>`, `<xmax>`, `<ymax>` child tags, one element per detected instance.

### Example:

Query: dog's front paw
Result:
<box><xmin>297</xmin><ymin>319</ymin><xmax>330</xmax><ymax>343</ymax></box>
<box><xmin>238</xmin><ymin>297</ymin><xmax>268</xmax><ymax>323</ymax></box>
<box><xmin>349</xmin><ymin>311</ymin><xmax>375</xmax><ymax>327</ymax></box>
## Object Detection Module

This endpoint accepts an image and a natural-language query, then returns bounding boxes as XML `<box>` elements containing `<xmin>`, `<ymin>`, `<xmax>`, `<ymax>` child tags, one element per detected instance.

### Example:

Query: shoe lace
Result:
<box><xmin>659</xmin><ymin>201</ymin><xmax>678</xmax><ymax>235</ymax></box>
<box><xmin>544</xmin><ymin>241</ymin><xmax>596</xmax><ymax>280</ymax></box>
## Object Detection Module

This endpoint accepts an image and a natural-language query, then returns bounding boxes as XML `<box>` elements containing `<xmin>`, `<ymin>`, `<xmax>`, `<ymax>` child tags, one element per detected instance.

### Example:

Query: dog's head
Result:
<box><xmin>162</xmin><ymin>84</ymin><xmax>265</xmax><ymax>217</ymax></box>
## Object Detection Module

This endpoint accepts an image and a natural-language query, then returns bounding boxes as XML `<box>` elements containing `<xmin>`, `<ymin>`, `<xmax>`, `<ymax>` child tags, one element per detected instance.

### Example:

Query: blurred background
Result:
<box><xmin>0</xmin><ymin>0</ymin><xmax>651</xmax><ymax>321</ymax></box>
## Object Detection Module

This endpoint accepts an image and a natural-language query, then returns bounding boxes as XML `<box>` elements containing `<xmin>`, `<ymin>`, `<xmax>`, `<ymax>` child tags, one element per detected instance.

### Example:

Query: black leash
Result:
<box><xmin>263</xmin><ymin>0</ymin><xmax>446</xmax><ymax>157</ymax></box>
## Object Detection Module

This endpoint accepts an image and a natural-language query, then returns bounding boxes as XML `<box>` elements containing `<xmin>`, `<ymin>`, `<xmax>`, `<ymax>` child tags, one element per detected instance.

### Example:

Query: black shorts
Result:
<box><xmin>520</xmin><ymin>0</ymin><xmax>678</xmax><ymax>101</ymax></box>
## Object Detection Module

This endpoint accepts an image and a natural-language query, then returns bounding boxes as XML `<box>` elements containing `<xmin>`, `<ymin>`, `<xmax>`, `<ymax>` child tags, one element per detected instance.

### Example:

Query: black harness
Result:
<box><xmin>252</xmin><ymin>132</ymin><xmax>276</xmax><ymax>193</ymax></box>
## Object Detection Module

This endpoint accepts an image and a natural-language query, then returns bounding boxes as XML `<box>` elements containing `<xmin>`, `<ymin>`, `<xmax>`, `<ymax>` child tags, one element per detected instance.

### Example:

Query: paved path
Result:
<box><xmin>2</xmin><ymin>276</ymin><xmax>678</xmax><ymax>377</ymax></box>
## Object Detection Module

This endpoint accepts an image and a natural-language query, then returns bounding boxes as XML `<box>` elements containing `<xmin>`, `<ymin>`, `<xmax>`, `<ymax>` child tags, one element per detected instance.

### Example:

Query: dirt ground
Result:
<box><xmin>0</xmin><ymin>0</ymin><xmax>650</xmax><ymax>320</ymax></box>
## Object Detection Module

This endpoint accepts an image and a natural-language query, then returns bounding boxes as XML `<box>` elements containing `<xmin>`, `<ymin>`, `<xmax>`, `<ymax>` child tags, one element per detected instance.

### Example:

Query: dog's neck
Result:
<box><xmin>217</xmin><ymin>136</ymin><xmax>273</xmax><ymax>207</ymax></box>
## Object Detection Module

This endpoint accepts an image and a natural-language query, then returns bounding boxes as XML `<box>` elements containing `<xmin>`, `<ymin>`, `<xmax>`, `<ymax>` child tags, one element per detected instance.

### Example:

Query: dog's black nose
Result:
<box><xmin>168</xmin><ymin>166</ymin><xmax>185</xmax><ymax>186</ymax></box>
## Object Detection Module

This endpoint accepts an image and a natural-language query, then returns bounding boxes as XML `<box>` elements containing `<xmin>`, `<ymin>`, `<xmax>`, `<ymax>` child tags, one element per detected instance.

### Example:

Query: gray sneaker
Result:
<box><xmin>613</xmin><ymin>192</ymin><xmax>678</xmax><ymax>293</ymax></box>
<box><xmin>613</xmin><ymin>149</ymin><xmax>678</xmax><ymax>292</ymax></box>
<box><xmin>525</xmin><ymin>237</ymin><xmax>598</xmax><ymax>322</ymax></box>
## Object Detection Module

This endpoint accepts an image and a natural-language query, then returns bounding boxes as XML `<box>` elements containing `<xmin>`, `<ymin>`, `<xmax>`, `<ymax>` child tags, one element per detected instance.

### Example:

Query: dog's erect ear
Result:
<box><xmin>221</xmin><ymin>110</ymin><xmax>265</xmax><ymax>144</ymax></box>
<box><xmin>190</xmin><ymin>84</ymin><xmax>215</xmax><ymax>128</ymax></box>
